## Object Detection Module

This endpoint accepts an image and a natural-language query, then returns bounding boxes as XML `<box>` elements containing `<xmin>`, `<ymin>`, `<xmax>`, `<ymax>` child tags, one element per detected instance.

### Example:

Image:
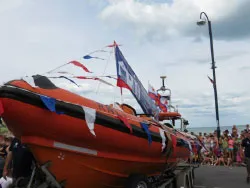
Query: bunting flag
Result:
<box><xmin>22</xmin><ymin>76</ymin><xmax>37</xmax><ymax>88</ymax></box>
<box><xmin>159</xmin><ymin>128</ymin><xmax>166</xmax><ymax>152</ymax></box>
<box><xmin>140</xmin><ymin>122</ymin><xmax>152</xmax><ymax>145</ymax></box>
<box><xmin>117</xmin><ymin>115</ymin><xmax>132</xmax><ymax>133</ymax></box>
<box><xmin>58</xmin><ymin>76</ymin><xmax>79</xmax><ymax>87</ymax></box>
<box><xmin>68</xmin><ymin>61</ymin><xmax>92</xmax><ymax>73</ymax></box>
<box><xmin>207</xmin><ymin>75</ymin><xmax>214</xmax><ymax>84</ymax></box>
<box><xmin>83</xmin><ymin>55</ymin><xmax>105</xmax><ymax>60</ymax></box>
<box><xmin>0</xmin><ymin>100</ymin><xmax>4</xmax><ymax>116</ymax></box>
<box><xmin>82</xmin><ymin>106</ymin><xmax>96</xmax><ymax>136</ymax></box>
<box><xmin>40</xmin><ymin>96</ymin><xmax>63</xmax><ymax>114</ymax></box>
<box><xmin>48</xmin><ymin>76</ymin><xmax>79</xmax><ymax>87</ymax></box>
<box><xmin>187</xmin><ymin>140</ymin><xmax>193</xmax><ymax>154</ymax></box>
<box><xmin>74</xmin><ymin>76</ymin><xmax>114</xmax><ymax>86</ymax></box>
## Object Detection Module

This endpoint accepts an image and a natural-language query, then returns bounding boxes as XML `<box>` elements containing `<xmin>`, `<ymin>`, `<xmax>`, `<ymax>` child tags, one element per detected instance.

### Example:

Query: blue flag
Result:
<box><xmin>140</xmin><ymin>122</ymin><xmax>152</xmax><ymax>145</ymax></box>
<box><xmin>115</xmin><ymin>46</ymin><xmax>159</xmax><ymax>116</ymax></box>
<box><xmin>40</xmin><ymin>96</ymin><xmax>63</xmax><ymax>114</ymax></box>
<box><xmin>83</xmin><ymin>55</ymin><xmax>92</xmax><ymax>59</ymax></box>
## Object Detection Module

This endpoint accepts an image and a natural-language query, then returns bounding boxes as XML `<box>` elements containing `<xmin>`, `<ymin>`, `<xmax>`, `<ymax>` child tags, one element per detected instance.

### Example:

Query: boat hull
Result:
<box><xmin>0</xmin><ymin>79</ymin><xmax>191</xmax><ymax>188</ymax></box>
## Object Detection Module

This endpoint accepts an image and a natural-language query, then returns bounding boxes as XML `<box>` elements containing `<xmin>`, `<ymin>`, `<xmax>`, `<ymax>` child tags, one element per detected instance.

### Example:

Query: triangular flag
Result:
<box><xmin>68</xmin><ymin>61</ymin><xmax>92</xmax><ymax>73</ymax></box>
<box><xmin>40</xmin><ymin>96</ymin><xmax>63</xmax><ymax>114</ymax></box>
<box><xmin>22</xmin><ymin>76</ymin><xmax>37</xmax><ymax>88</ymax></box>
<box><xmin>40</xmin><ymin>96</ymin><xmax>56</xmax><ymax>112</ymax></box>
<box><xmin>187</xmin><ymin>140</ymin><xmax>193</xmax><ymax>154</ymax></box>
<box><xmin>140</xmin><ymin>122</ymin><xmax>152</xmax><ymax>145</ymax></box>
<box><xmin>82</xmin><ymin>106</ymin><xmax>96</xmax><ymax>136</ymax></box>
<box><xmin>159</xmin><ymin>128</ymin><xmax>166</xmax><ymax>152</ymax></box>
<box><xmin>83</xmin><ymin>55</ymin><xmax>92</xmax><ymax>59</ymax></box>
<box><xmin>58</xmin><ymin>76</ymin><xmax>79</xmax><ymax>87</ymax></box>
<box><xmin>117</xmin><ymin>115</ymin><xmax>132</xmax><ymax>133</ymax></box>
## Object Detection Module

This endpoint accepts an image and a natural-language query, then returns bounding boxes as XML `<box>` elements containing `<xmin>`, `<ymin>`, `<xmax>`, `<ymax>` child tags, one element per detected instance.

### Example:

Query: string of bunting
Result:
<box><xmin>48</xmin><ymin>75</ymin><xmax>115</xmax><ymax>87</ymax></box>
<box><xmin>46</xmin><ymin>42</ymin><xmax>120</xmax><ymax>76</ymax></box>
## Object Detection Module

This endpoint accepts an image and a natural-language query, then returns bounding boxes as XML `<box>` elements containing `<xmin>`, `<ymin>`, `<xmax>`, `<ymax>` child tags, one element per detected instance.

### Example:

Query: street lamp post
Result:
<box><xmin>197</xmin><ymin>12</ymin><xmax>221</xmax><ymax>139</ymax></box>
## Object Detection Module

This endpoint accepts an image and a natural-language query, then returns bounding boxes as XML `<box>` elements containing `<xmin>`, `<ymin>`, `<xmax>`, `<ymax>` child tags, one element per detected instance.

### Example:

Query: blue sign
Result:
<box><xmin>115</xmin><ymin>46</ymin><xmax>159</xmax><ymax>115</ymax></box>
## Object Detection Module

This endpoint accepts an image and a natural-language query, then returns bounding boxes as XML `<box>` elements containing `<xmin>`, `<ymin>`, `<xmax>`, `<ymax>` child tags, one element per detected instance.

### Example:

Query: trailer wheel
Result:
<box><xmin>125</xmin><ymin>174</ymin><xmax>152</xmax><ymax>188</ymax></box>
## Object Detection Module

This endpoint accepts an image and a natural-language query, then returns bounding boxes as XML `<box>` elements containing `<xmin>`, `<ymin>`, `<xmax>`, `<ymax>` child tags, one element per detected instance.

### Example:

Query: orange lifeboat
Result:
<box><xmin>0</xmin><ymin>75</ymin><xmax>196</xmax><ymax>188</ymax></box>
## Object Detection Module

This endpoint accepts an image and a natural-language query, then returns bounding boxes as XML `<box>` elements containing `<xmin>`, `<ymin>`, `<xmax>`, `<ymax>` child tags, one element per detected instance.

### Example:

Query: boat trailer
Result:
<box><xmin>12</xmin><ymin>162</ymin><xmax>198</xmax><ymax>188</ymax></box>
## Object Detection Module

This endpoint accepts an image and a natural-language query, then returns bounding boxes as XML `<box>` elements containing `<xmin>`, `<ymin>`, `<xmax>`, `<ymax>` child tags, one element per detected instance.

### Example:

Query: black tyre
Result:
<box><xmin>125</xmin><ymin>174</ymin><xmax>152</xmax><ymax>188</ymax></box>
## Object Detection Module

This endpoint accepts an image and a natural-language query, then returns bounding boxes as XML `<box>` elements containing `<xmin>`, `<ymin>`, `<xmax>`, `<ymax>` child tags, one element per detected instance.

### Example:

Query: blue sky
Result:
<box><xmin>1</xmin><ymin>0</ymin><xmax>250</xmax><ymax>128</ymax></box>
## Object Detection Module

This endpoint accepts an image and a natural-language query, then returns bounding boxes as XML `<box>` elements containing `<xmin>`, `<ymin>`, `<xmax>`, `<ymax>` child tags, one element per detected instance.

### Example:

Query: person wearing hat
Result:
<box><xmin>241</xmin><ymin>131</ymin><xmax>250</xmax><ymax>183</ymax></box>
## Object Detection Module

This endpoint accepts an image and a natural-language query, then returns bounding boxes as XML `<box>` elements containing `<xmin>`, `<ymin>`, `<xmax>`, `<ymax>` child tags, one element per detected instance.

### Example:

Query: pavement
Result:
<box><xmin>193</xmin><ymin>165</ymin><xmax>250</xmax><ymax>188</ymax></box>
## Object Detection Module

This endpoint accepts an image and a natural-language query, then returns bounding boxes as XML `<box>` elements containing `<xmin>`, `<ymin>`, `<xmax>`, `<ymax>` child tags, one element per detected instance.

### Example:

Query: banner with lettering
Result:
<box><xmin>115</xmin><ymin>46</ymin><xmax>159</xmax><ymax>115</ymax></box>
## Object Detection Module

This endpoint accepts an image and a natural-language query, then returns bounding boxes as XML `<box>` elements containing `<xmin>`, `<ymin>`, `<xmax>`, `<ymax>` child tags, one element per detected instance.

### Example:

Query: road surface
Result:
<box><xmin>193</xmin><ymin>165</ymin><xmax>249</xmax><ymax>188</ymax></box>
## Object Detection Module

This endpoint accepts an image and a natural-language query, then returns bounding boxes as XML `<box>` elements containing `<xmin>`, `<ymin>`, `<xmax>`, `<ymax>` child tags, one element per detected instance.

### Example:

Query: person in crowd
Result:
<box><xmin>201</xmin><ymin>151</ymin><xmax>213</xmax><ymax>165</ymax></box>
<box><xmin>245</xmin><ymin>124</ymin><xmax>250</xmax><ymax>133</ymax></box>
<box><xmin>214</xmin><ymin>150</ymin><xmax>226</xmax><ymax>166</ymax></box>
<box><xmin>2</xmin><ymin>137</ymin><xmax>34</xmax><ymax>186</ymax></box>
<box><xmin>223</xmin><ymin>130</ymin><xmax>229</xmax><ymax>138</ymax></box>
<box><xmin>232</xmin><ymin>125</ymin><xmax>238</xmax><ymax>138</ymax></box>
<box><xmin>228</xmin><ymin>134</ymin><xmax>234</xmax><ymax>161</ymax></box>
<box><xmin>241</xmin><ymin>131</ymin><xmax>250</xmax><ymax>183</ymax></box>
<box><xmin>236</xmin><ymin>141</ymin><xmax>243</xmax><ymax>166</ymax></box>
<box><xmin>222</xmin><ymin>136</ymin><xmax>228</xmax><ymax>154</ymax></box>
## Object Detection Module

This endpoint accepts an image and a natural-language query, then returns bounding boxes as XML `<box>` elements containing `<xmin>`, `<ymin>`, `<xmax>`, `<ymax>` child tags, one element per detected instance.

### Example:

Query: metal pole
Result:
<box><xmin>208</xmin><ymin>20</ymin><xmax>220</xmax><ymax>140</ymax></box>
<box><xmin>200</xmin><ymin>12</ymin><xmax>220</xmax><ymax>139</ymax></box>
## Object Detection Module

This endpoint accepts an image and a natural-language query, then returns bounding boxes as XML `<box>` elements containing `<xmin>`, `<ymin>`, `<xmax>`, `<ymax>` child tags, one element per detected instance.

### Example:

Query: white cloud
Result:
<box><xmin>0</xmin><ymin>0</ymin><xmax>24</xmax><ymax>14</ymax></box>
<box><xmin>99</xmin><ymin>0</ymin><xmax>247</xmax><ymax>40</ymax></box>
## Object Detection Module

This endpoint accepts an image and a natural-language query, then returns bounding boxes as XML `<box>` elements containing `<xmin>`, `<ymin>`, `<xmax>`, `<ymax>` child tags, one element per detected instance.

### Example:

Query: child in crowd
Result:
<box><xmin>201</xmin><ymin>151</ymin><xmax>213</xmax><ymax>165</ymax></box>
<box><xmin>214</xmin><ymin>150</ymin><xmax>226</xmax><ymax>166</ymax></box>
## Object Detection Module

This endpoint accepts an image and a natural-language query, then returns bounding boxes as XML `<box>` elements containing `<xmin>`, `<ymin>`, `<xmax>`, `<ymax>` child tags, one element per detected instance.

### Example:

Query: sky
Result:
<box><xmin>1</xmin><ymin>0</ymin><xmax>250</xmax><ymax>128</ymax></box>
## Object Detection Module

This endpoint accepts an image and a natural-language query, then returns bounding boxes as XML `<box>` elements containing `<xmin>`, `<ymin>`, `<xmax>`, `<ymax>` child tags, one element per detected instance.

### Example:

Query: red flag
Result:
<box><xmin>68</xmin><ymin>61</ymin><xmax>92</xmax><ymax>73</ymax></box>
<box><xmin>0</xmin><ymin>100</ymin><xmax>4</xmax><ymax>116</ymax></box>
<box><xmin>207</xmin><ymin>75</ymin><xmax>214</xmax><ymax>84</ymax></box>
<box><xmin>117</xmin><ymin>78</ymin><xmax>132</xmax><ymax>90</ymax></box>
<box><xmin>75</xmin><ymin>76</ymin><xmax>88</xmax><ymax>79</ymax></box>
<box><xmin>106</xmin><ymin>41</ymin><xmax>121</xmax><ymax>48</ymax></box>
<box><xmin>117</xmin><ymin>115</ymin><xmax>132</xmax><ymax>133</ymax></box>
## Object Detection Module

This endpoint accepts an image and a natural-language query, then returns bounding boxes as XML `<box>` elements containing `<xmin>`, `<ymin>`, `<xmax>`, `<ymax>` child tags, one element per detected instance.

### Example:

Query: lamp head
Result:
<box><xmin>197</xmin><ymin>19</ymin><xmax>206</xmax><ymax>26</ymax></box>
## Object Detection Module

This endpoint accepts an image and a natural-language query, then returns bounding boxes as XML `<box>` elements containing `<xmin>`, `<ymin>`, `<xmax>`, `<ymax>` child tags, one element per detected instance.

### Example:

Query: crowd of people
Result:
<box><xmin>0</xmin><ymin>134</ymin><xmax>34</xmax><ymax>187</ymax></box>
<box><xmin>189</xmin><ymin>124</ymin><xmax>250</xmax><ymax>168</ymax></box>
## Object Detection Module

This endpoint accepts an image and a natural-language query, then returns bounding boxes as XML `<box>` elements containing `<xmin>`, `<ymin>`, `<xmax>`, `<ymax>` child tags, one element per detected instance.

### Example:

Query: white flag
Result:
<box><xmin>82</xmin><ymin>106</ymin><xmax>96</xmax><ymax>136</ymax></box>
<box><xmin>159</xmin><ymin>128</ymin><xmax>166</xmax><ymax>151</ymax></box>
